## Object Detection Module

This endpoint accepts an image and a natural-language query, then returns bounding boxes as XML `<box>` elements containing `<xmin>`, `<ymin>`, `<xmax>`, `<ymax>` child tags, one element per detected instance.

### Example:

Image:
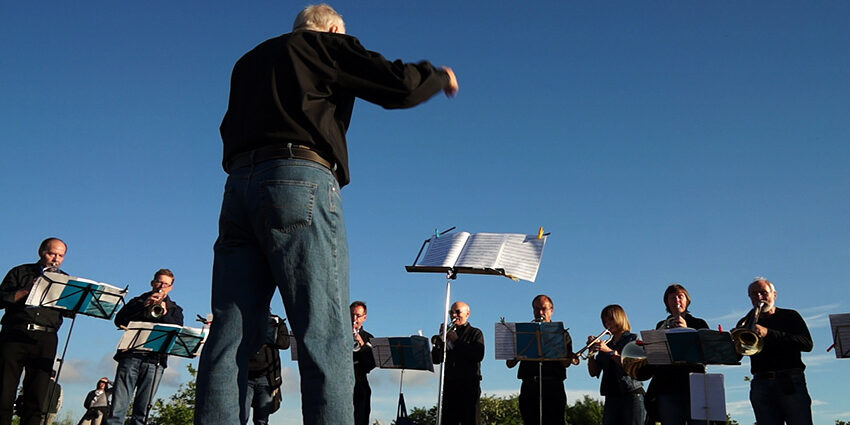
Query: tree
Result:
<box><xmin>146</xmin><ymin>363</ymin><xmax>197</xmax><ymax>425</ymax></box>
<box><xmin>401</xmin><ymin>393</ymin><xmax>607</xmax><ymax>425</ymax></box>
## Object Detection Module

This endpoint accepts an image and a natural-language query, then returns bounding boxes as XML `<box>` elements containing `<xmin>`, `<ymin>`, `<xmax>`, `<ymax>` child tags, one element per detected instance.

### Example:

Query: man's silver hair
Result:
<box><xmin>293</xmin><ymin>4</ymin><xmax>344</xmax><ymax>32</ymax></box>
<box><xmin>750</xmin><ymin>276</ymin><xmax>776</xmax><ymax>293</ymax></box>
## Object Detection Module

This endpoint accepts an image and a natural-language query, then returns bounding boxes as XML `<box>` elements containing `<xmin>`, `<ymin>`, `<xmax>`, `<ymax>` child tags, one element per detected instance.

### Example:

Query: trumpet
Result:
<box><xmin>664</xmin><ymin>311</ymin><xmax>685</xmax><ymax>329</ymax></box>
<box><xmin>353</xmin><ymin>322</ymin><xmax>362</xmax><ymax>352</ymax></box>
<box><xmin>431</xmin><ymin>319</ymin><xmax>457</xmax><ymax>350</ymax></box>
<box><xmin>145</xmin><ymin>289</ymin><xmax>165</xmax><ymax>319</ymax></box>
<box><xmin>571</xmin><ymin>329</ymin><xmax>612</xmax><ymax>365</ymax></box>
<box><xmin>732</xmin><ymin>301</ymin><xmax>765</xmax><ymax>356</ymax></box>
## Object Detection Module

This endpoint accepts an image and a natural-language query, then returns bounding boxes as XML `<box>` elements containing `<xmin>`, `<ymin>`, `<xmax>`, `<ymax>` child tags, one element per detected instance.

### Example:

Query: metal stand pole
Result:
<box><xmin>435</xmin><ymin>269</ymin><xmax>455</xmax><ymax>425</ymax></box>
<box><xmin>42</xmin><ymin>313</ymin><xmax>77</xmax><ymax>425</ymax></box>
<box><xmin>143</xmin><ymin>361</ymin><xmax>162</xmax><ymax>424</ymax></box>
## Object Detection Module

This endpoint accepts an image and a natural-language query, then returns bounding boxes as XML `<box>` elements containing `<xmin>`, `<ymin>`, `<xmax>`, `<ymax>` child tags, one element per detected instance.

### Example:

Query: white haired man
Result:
<box><xmin>194</xmin><ymin>4</ymin><xmax>457</xmax><ymax>424</ymax></box>
<box><xmin>734</xmin><ymin>278</ymin><xmax>813</xmax><ymax>425</ymax></box>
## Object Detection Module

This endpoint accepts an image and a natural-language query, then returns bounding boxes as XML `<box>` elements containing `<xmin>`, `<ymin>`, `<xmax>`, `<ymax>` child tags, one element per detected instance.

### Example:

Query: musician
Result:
<box><xmin>431</xmin><ymin>301</ymin><xmax>484</xmax><ymax>425</ymax></box>
<box><xmin>586</xmin><ymin>304</ymin><xmax>645</xmax><ymax>425</ymax></box>
<box><xmin>734</xmin><ymin>277</ymin><xmax>813</xmax><ymax>425</ymax></box>
<box><xmin>0</xmin><ymin>237</ymin><xmax>67</xmax><ymax>425</ymax></box>
<box><xmin>105</xmin><ymin>269</ymin><xmax>183</xmax><ymax>425</ymax></box>
<box><xmin>244</xmin><ymin>314</ymin><xmax>290</xmax><ymax>425</ymax></box>
<box><xmin>641</xmin><ymin>283</ymin><xmax>709</xmax><ymax>425</ymax></box>
<box><xmin>506</xmin><ymin>294</ymin><xmax>572</xmax><ymax>425</ymax></box>
<box><xmin>351</xmin><ymin>301</ymin><xmax>375</xmax><ymax>425</ymax></box>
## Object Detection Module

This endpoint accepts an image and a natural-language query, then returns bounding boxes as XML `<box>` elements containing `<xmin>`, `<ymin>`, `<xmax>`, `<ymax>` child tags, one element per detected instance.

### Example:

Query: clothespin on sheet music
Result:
<box><xmin>435</xmin><ymin>228</ymin><xmax>439</xmax><ymax>239</ymax></box>
<box><xmin>537</xmin><ymin>227</ymin><xmax>544</xmax><ymax>239</ymax></box>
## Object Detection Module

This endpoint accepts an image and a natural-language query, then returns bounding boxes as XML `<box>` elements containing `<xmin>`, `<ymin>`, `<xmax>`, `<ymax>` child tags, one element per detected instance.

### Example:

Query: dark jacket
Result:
<box><xmin>431</xmin><ymin>323</ymin><xmax>485</xmax><ymax>381</ymax></box>
<box><xmin>0</xmin><ymin>263</ymin><xmax>67</xmax><ymax>329</ymax></box>
<box><xmin>113</xmin><ymin>290</ymin><xmax>184</xmax><ymax>367</ymax></box>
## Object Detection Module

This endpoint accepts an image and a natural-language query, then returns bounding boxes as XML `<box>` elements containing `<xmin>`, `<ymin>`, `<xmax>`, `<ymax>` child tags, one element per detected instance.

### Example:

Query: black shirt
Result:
<box><xmin>0</xmin><ymin>263</ymin><xmax>65</xmax><ymax>329</ymax></box>
<box><xmin>735</xmin><ymin>307</ymin><xmax>812</xmax><ymax>374</ymax></box>
<box><xmin>220</xmin><ymin>30</ymin><xmax>451</xmax><ymax>186</ymax></box>
<box><xmin>431</xmin><ymin>323</ymin><xmax>485</xmax><ymax>381</ymax></box>
<box><xmin>113</xmin><ymin>290</ymin><xmax>184</xmax><ymax>367</ymax></box>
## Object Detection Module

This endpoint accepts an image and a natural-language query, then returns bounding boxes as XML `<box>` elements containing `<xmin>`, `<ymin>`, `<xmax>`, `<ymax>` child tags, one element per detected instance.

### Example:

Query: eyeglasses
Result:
<box><xmin>352</xmin><ymin>313</ymin><xmax>366</xmax><ymax>319</ymax></box>
<box><xmin>152</xmin><ymin>280</ymin><xmax>173</xmax><ymax>287</ymax></box>
<box><xmin>449</xmin><ymin>309</ymin><xmax>464</xmax><ymax>315</ymax></box>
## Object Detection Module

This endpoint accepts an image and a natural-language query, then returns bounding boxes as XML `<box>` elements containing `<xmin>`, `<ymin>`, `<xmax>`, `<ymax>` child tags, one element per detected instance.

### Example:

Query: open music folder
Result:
<box><xmin>27</xmin><ymin>271</ymin><xmax>127</xmax><ymax>319</ymax></box>
<box><xmin>405</xmin><ymin>231</ymin><xmax>547</xmax><ymax>282</ymax></box>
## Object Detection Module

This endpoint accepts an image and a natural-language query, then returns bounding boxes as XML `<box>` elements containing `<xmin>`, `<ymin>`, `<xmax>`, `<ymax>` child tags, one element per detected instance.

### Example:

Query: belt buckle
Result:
<box><xmin>26</xmin><ymin>323</ymin><xmax>41</xmax><ymax>331</ymax></box>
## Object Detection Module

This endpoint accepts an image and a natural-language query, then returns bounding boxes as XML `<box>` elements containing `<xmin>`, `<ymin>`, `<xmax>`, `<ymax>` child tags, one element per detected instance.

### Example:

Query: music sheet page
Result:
<box><xmin>418</xmin><ymin>232</ymin><xmax>470</xmax><ymax>267</ymax></box>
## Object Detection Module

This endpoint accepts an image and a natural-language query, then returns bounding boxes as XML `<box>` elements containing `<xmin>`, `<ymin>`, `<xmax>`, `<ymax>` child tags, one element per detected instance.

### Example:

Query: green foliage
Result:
<box><xmin>402</xmin><ymin>392</ymin><xmax>607</xmax><ymax>425</ymax></box>
<box><xmin>146</xmin><ymin>363</ymin><xmax>197</xmax><ymax>425</ymax></box>
<box><xmin>835</xmin><ymin>421</ymin><xmax>850</xmax><ymax>425</ymax></box>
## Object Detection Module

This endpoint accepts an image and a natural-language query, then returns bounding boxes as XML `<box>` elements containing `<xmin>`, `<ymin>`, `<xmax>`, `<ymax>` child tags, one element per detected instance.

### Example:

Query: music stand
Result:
<box><xmin>28</xmin><ymin>271</ymin><xmax>127</xmax><ymax>425</ymax></box>
<box><xmin>117</xmin><ymin>321</ymin><xmax>208</xmax><ymax>424</ymax></box>
<box><xmin>496</xmin><ymin>320</ymin><xmax>571</xmax><ymax>425</ymax></box>
<box><xmin>641</xmin><ymin>328</ymin><xmax>738</xmax><ymax>422</ymax></box>
<box><xmin>406</xmin><ymin>228</ymin><xmax>548</xmax><ymax>425</ymax></box>
<box><xmin>371</xmin><ymin>336</ymin><xmax>433</xmax><ymax>423</ymax></box>
<box><xmin>828</xmin><ymin>313</ymin><xmax>850</xmax><ymax>358</ymax></box>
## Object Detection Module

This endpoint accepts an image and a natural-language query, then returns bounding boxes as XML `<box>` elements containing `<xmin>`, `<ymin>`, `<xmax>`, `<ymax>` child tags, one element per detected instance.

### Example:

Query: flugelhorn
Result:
<box><xmin>431</xmin><ymin>318</ymin><xmax>457</xmax><ymax>350</ymax></box>
<box><xmin>353</xmin><ymin>321</ymin><xmax>362</xmax><ymax>352</ymax></box>
<box><xmin>571</xmin><ymin>329</ymin><xmax>612</xmax><ymax>365</ymax></box>
<box><xmin>732</xmin><ymin>301</ymin><xmax>765</xmax><ymax>356</ymax></box>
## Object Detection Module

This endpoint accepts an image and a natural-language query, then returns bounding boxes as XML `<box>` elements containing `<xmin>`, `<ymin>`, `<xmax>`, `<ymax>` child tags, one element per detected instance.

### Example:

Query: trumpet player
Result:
<box><xmin>506</xmin><ymin>294</ymin><xmax>572</xmax><ymax>425</ymax></box>
<box><xmin>350</xmin><ymin>301</ymin><xmax>375</xmax><ymax>425</ymax></box>
<box><xmin>586</xmin><ymin>305</ymin><xmax>645</xmax><ymax>425</ymax></box>
<box><xmin>431</xmin><ymin>301</ymin><xmax>484</xmax><ymax>425</ymax></box>
<box><xmin>643</xmin><ymin>283</ymin><xmax>709</xmax><ymax>425</ymax></box>
<box><xmin>734</xmin><ymin>278</ymin><xmax>813</xmax><ymax>425</ymax></box>
<box><xmin>106</xmin><ymin>269</ymin><xmax>183</xmax><ymax>425</ymax></box>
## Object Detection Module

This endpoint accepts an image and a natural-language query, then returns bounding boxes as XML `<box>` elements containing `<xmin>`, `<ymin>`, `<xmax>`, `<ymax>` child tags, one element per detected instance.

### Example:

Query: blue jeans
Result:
<box><xmin>603</xmin><ymin>392</ymin><xmax>645</xmax><ymax>425</ymax></box>
<box><xmin>195</xmin><ymin>159</ymin><xmax>353</xmax><ymax>425</ymax></box>
<box><xmin>750</xmin><ymin>373</ymin><xmax>813</xmax><ymax>425</ymax></box>
<box><xmin>244</xmin><ymin>376</ymin><xmax>273</xmax><ymax>425</ymax></box>
<box><xmin>105</xmin><ymin>357</ymin><xmax>163</xmax><ymax>425</ymax></box>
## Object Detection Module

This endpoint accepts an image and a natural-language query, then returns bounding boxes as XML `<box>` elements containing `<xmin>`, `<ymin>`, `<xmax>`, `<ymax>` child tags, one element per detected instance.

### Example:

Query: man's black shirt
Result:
<box><xmin>0</xmin><ymin>263</ymin><xmax>65</xmax><ymax>329</ymax></box>
<box><xmin>220</xmin><ymin>30</ymin><xmax>451</xmax><ymax>186</ymax></box>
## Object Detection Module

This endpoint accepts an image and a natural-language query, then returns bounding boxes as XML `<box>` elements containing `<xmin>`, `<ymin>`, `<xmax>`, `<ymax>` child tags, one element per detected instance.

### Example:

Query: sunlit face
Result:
<box><xmin>748</xmin><ymin>280</ymin><xmax>776</xmax><ymax>313</ymax></box>
<box><xmin>39</xmin><ymin>240</ymin><xmax>66</xmax><ymax>269</ymax></box>
<box><xmin>533</xmin><ymin>299</ymin><xmax>554</xmax><ymax>322</ymax></box>
<box><xmin>450</xmin><ymin>302</ymin><xmax>470</xmax><ymax>326</ymax></box>
<box><xmin>151</xmin><ymin>274</ymin><xmax>174</xmax><ymax>297</ymax></box>
<box><xmin>351</xmin><ymin>305</ymin><xmax>367</xmax><ymax>330</ymax></box>
<box><xmin>666</xmin><ymin>290</ymin><xmax>688</xmax><ymax>315</ymax></box>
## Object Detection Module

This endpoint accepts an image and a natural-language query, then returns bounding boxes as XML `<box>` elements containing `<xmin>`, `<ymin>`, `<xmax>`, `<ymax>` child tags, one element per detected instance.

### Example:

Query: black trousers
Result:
<box><xmin>519</xmin><ymin>379</ymin><xmax>566</xmax><ymax>425</ymax></box>
<box><xmin>441</xmin><ymin>379</ymin><xmax>481</xmax><ymax>425</ymax></box>
<box><xmin>0</xmin><ymin>328</ymin><xmax>58</xmax><ymax>425</ymax></box>
<box><xmin>353</xmin><ymin>377</ymin><xmax>371</xmax><ymax>425</ymax></box>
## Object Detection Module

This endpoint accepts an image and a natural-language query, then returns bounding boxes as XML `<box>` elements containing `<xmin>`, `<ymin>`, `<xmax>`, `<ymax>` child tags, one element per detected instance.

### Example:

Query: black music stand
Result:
<box><xmin>117</xmin><ymin>321</ymin><xmax>208</xmax><ymax>424</ymax></box>
<box><xmin>371</xmin><ymin>336</ymin><xmax>433</xmax><ymax>424</ymax></box>
<box><xmin>496</xmin><ymin>320</ymin><xmax>571</xmax><ymax>425</ymax></box>
<box><xmin>828</xmin><ymin>313</ymin><xmax>850</xmax><ymax>358</ymax></box>
<box><xmin>405</xmin><ymin>227</ymin><xmax>548</xmax><ymax>425</ymax></box>
<box><xmin>28</xmin><ymin>272</ymin><xmax>127</xmax><ymax>425</ymax></box>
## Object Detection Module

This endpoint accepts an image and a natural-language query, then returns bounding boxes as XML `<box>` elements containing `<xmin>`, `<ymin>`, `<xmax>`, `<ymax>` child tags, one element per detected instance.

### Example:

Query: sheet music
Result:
<box><xmin>490</xmin><ymin>235</ymin><xmax>546</xmax><ymax>282</ymax></box>
<box><xmin>689</xmin><ymin>373</ymin><xmax>727</xmax><ymax>421</ymax></box>
<box><xmin>494</xmin><ymin>321</ymin><xmax>518</xmax><ymax>360</ymax></box>
<box><xmin>370</xmin><ymin>336</ymin><xmax>433</xmax><ymax>371</ymax></box>
<box><xmin>454</xmin><ymin>233</ymin><xmax>506</xmax><ymax>269</ymax></box>
<box><xmin>27</xmin><ymin>272</ymin><xmax>126</xmax><ymax>319</ymax></box>
<box><xmin>641</xmin><ymin>329</ymin><xmax>672</xmax><ymax>365</ymax></box>
<box><xmin>829</xmin><ymin>313</ymin><xmax>850</xmax><ymax>358</ymax></box>
<box><xmin>117</xmin><ymin>321</ymin><xmax>208</xmax><ymax>358</ymax></box>
<box><xmin>418</xmin><ymin>232</ymin><xmax>470</xmax><ymax>267</ymax></box>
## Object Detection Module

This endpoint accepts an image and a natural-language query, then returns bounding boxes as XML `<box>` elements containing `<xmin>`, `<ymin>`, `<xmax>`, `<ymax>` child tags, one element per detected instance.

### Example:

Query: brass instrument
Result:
<box><xmin>621</xmin><ymin>340</ymin><xmax>649</xmax><ymax>380</ymax></box>
<box><xmin>732</xmin><ymin>301</ymin><xmax>765</xmax><ymax>356</ymax></box>
<box><xmin>664</xmin><ymin>312</ymin><xmax>684</xmax><ymax>329</ymax></box>
<box><xmin>353</xmin><ymin>321</ymin><xmax>362</xmax><ymax>352</ymax></box>
<box><xmin>431</xmin><ymin>319</ymin><xmax>457</xmax><ymax>351</ymax></box>
<box><xmin>145</xmin><ymin>289</ymin><xmax>165</xmax><ymax>319</ymax></box>
<box><xmin>571</xmin><ymin>329</ymin><xmax>612</xmax><ymax>365</ymax></box>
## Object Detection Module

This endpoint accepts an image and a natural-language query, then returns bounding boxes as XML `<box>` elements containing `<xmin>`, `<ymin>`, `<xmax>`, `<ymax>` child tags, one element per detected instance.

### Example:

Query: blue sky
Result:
<box><xmin>2</xmin><ymin>1</ymin><xmax>848</xmax><ymax>424</ymax></box>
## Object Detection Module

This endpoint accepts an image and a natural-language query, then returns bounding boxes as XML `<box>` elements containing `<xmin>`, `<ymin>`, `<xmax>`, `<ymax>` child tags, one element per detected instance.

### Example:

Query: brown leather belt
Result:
<box><xmin>226</xmin><ymin>144</ymin><xmax>339</xmax><ymax>181</ymax></box>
